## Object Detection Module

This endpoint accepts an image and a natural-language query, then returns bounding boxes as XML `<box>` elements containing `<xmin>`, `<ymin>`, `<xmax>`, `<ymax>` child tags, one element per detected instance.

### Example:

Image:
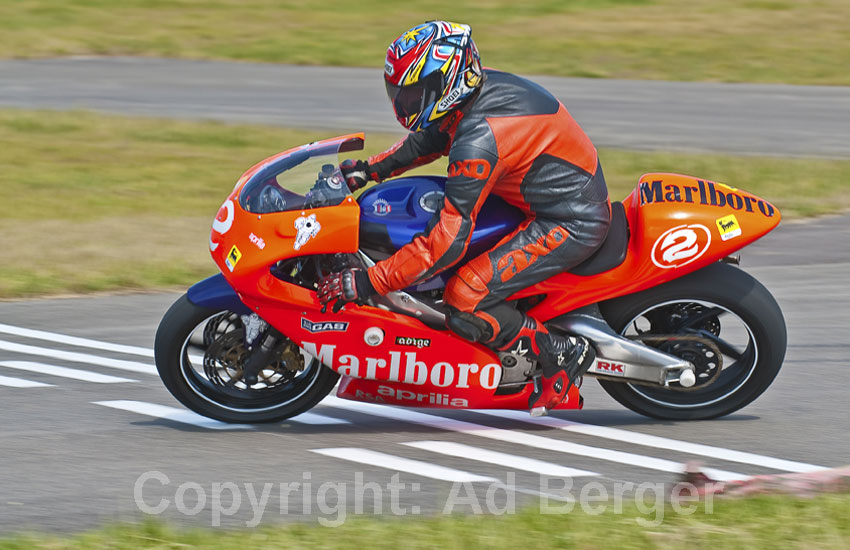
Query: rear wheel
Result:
<box><xmin>154</xmin><ymin>294</ymin><xmax>339</xmax><ymax>423</ymax></box>
<box><xmin>597</xmin><ymin>262</ymin><xmax>786</xmax><ymax>420</ymax></box>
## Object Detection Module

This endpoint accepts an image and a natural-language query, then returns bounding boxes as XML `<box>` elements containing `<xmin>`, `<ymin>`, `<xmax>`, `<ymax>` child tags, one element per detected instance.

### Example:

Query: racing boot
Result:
<box><xmin>497</xmin><ymin>316</ymin><xmax>596</xmax><ymax>416</ymax></box>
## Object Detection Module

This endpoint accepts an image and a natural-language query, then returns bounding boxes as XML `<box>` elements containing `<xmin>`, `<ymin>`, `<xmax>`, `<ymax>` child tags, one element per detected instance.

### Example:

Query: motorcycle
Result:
<box><xmin>154</xmin><ymin>133</ymin><xmax>786</xmax><ymax>422</ymax></box>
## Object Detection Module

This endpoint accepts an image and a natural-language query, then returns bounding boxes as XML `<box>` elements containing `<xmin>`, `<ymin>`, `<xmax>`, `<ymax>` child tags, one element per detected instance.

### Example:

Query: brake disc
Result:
<box><xmin>203</xmin><ymin>330</ymin><xmax>304</xmax><ymax>390</ymax></box>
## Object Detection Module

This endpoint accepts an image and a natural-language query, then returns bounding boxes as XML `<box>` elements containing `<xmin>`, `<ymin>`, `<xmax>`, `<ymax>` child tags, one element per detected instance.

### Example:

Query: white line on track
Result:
<box><xmin>0</xmin><ymin>374</ymin><xmax>53</xmax><ymax>388</ymax></box>
<box><xmin>311</xmin><ymin>448</ymin><xmax>496</xmax><ymax>483</ymax></box>
<box><xmin>94</xmin><ymin>400</ymin><xmax>253</xmax><ymax>430</ymax></box>
<box><xmin>472</xmin><ymin>410</ymin><xmax>825</xmax><ymax>474</ymax></box>
<box><xmin>0</xmin><ymin>322</ymin><xmax>154</xmax><ymax>357</ymax></box>
<box><xmin>402</xmin><ymin>441</ymin><xmax>600</xmax><ymax>478</ymax></box>
<box><xmin>0</xmin><ymin>361</ymin><xmax>137</xmax><ymax>384</ymax></box>
<box><xmin>0</xmin><ymin>339</ymin><xmax>156</xmax><ymax>375</ymax></box>
<box><xmin>0</xmin><ymin>324</ymin><xmax>811</xmax><ymax>476</ymax></box>
<box><xmin>289</xmin><ymin>412</ymin><xmax>351</xmax><ymax>425</ymax></box>
<box><xmin>319</xmin><ymin>397</ymin><xmax>747</xmax><ymax>482</ymax></box>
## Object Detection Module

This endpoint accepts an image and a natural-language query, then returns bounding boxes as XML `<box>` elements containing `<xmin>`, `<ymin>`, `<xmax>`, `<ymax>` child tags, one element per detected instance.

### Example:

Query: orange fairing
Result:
<box><xmin>514</xmin><ymin>173</ymin><xmax>781</xmax><ymax>319</ymax></box>
<box><xmin>208</xmin><ymin>134</ymin><xmax>364</xmax><ymax>294</ymax></box>
<box><xmin>210</xmin><ymin>198</ymin><xmax>360</xmax><ymax>276</ymax></box>
<box><xmin>632</xmin><ymin>173</ymin><xmax>780</xmax><ymax>267</ymax></box>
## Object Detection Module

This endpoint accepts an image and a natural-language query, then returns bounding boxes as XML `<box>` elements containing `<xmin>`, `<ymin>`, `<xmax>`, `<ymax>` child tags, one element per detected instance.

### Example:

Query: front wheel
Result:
<box><xmin>154</xmin><ymin>294</ymin><xmax>339</xmax><ymax>423</ymax></box>
<box><xmin>598</xmin><ymin>262</ymin><xmax>786</xmax><ymax>420</ymax></box>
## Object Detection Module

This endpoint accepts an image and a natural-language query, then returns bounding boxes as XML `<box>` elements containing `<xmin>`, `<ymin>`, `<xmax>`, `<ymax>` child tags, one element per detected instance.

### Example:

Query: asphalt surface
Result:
<box><xmin>1</xmin><ymin>57</ymin><xmax>849</xmax><ymax>533</ymax></box>
<box><xmin>1</xmin><ymin>213</ymin><xmax>848</xmax><ymax>533</ymax></box>
<box><xmin>1</xmin><ymin>57</ymin><xmax>849</xmax><ymax>157</ymax></box>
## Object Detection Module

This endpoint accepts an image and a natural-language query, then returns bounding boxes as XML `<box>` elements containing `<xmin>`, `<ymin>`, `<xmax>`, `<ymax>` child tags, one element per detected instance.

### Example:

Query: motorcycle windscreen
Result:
<box><xmin>239</xmin><ymin>148</ymin><xmax>350</xmax><ymax>214</ymax></box>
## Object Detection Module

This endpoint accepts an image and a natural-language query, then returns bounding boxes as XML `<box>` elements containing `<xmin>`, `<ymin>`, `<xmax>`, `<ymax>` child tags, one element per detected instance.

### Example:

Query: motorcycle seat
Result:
<box><xmin>569</xmin><ymin>201</ymin><xmax>630</xmax><ymax>276</ymax></box>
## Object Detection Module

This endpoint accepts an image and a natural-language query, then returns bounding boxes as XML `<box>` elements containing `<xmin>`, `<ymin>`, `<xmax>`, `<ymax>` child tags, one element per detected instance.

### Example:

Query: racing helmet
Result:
<box><xmin>384</xmin><ymin>21</ymin><xmax>484</xmax><ymax>132</ymax></box>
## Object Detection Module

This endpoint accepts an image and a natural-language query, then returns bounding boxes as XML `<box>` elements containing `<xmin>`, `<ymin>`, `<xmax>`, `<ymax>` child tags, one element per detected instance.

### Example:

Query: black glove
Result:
<box><xmin>340</xmin><ymin>159</ymin><xmax>371</xmax><ymax>192</ymax></box>
<box><xmin>316</xmin><ymin>268</ymin><xmax>376</xmax><ymax>313</ymax></box>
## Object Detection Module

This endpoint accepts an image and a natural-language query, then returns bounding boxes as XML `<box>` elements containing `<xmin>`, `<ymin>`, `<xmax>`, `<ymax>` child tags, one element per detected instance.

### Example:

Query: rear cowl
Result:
<box><xmin>513</xmin><ymin>173</ymin><xmax>781</xmax><ymax>320</ymax></box>
<box><xmin>633</xmin><ymin>173</ymin><xmax>780</xmax><ymax>265</ymax></box>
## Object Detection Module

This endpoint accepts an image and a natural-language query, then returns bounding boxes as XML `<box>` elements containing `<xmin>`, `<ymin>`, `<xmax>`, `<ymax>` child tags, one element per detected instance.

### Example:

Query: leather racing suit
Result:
<box><xmin>365</xmin><ymin>69</ymin><xmax>611</xmax><ymax>348</ymax></box>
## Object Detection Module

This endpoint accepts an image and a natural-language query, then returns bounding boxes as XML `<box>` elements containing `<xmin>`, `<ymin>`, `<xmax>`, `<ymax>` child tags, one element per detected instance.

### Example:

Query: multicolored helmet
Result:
<box><xmin>384</xmin><ymin>21</ymin><xmax>484</xmax><ymax>132</ymax></box>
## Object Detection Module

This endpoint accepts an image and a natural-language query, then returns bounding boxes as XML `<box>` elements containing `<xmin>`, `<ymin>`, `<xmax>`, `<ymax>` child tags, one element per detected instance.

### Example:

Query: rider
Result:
<box><xmin>317</xmin><ymin>21</ymin><xmax>611</xmax><ymax>413</ymax></box>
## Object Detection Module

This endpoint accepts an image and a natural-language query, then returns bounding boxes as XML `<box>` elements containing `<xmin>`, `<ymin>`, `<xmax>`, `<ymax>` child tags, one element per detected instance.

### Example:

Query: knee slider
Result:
<box><xmin>446</xmin><ymin>309</ymin><xmax>494</xmax><ymax>343</ymax></box>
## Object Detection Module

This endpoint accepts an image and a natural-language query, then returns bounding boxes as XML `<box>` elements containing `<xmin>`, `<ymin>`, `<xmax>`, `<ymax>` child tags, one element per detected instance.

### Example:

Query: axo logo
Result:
<box><xmin>448</xmin><ymin>159</ymin><xmax>491</xmax><ymax>181</ymax></box>
<box><xmin>496</xmin><ymin>225</ymin><xmax>568</xmax><ymax>282</ymax></box>
<box><xmin>651</xmin><ymin>224</ymin><xmax>712</xmax><ymax>269</ymax></box>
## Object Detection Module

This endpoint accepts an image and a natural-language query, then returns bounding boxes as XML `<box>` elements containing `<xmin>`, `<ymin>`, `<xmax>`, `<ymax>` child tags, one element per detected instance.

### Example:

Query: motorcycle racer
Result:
<box><xmin>318</xmin><ymin>21</ymin><xmax>611</xmax><ymax>413</ymax></box>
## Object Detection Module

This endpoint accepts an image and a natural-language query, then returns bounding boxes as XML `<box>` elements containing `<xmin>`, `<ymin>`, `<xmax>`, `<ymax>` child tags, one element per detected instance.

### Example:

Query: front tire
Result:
<box><xmin>154</xmin><ymin>294</ymin><xmax>339</xmax><ymax>423</ymax></box>
<box><xmin>598</xmin><ymin>262</ymin><xmax>786</xmax><ymax>420</ymax></box>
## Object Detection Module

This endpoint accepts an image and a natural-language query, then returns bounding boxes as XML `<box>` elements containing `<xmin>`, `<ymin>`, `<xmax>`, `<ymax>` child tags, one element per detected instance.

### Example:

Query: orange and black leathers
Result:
<box><xmin>367</xmin><ymin>69</ymin><xmax>611</xmax><ymax>346</ymax></box>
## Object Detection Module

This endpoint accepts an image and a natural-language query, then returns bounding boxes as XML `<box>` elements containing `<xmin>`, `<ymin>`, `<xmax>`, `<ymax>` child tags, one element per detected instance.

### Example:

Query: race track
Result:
<box><xmin>1</xmin><ymin>57</ymin><xmax>850</xmax><ymax>158</ymax></box>
<box><xmin>1</xmin><ymin>213</ymin><xmax>848</xmax><ymax>532</ymax></box>
<box><xmin>1</xmin><ymin>58</ymin><xmax>848</xmax><ymax>532</ymax></box>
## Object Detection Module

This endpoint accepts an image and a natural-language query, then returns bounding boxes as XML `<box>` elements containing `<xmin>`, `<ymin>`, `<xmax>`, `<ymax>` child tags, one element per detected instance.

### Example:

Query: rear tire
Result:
<box><xmin>597</xmin><ymin>262</ymin><xmax>786</xmax><ymax>420</ymax></box>
<box><xmin>154</xmin><ymin>294</ymin><xmax>339</xmax><ymax>423</ymax></box>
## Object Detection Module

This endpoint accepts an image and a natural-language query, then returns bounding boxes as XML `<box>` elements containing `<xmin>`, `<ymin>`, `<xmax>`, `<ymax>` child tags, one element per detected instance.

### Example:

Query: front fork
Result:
<box><xmin>239</xmin><ymin>312</ymin><xmax>278</xmax><ymax>386</ymax></box>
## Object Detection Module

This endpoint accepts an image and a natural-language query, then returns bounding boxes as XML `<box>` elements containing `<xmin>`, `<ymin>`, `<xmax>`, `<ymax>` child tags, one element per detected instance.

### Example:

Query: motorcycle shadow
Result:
<box><xmin>543</xmin><ymin>410</ymin><xmax>762</xmax><ymax>427</ymax></box>
<box><xmin>119</xmin><ymin>410</ymin><xmax>759</xmax><ymax>434</ymax></box>
<box><xmin>257</xmin><ymin>409</ymin><xmax>763</xmax><ymax>436</ymax></box>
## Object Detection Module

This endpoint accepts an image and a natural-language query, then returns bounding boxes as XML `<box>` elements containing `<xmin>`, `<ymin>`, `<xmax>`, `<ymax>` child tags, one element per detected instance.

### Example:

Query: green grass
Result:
<box><xmin>0</xmin><ymin>0</ymin><xmax>848</xmax><ymax>85</ymax></box>
<box><xmin>3</xmin><ymin>494</ymin><xmax>850</xmax><ymax>549</ymax></box>
<box><xmin>2</xmin><ymin>108</ymin><xmax>849</xmax><ymax>298</ymax></box>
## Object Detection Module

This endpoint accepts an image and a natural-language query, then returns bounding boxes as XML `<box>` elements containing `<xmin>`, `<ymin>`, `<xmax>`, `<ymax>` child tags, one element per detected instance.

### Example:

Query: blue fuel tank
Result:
<box><xmin>358</xmin><ymin>176</ymin><xmax>524</xmax><ymax>290</ymax></box>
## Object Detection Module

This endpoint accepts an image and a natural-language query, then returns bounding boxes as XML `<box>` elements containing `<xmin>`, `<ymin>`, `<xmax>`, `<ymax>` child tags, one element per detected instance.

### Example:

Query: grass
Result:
<box><xmin>2</xmin><ymin>494</ymin><xmax>850</xmax><ymax>549</ymax></box>
<box><xmin>2</xmin><ymin>108</ymin><xmax>849</xmax><ymax>298</ymax></box>
<box><xmin>0</xmin><ymin>0</ymin><xmax>849</xmax><ymax>85</ymax></box>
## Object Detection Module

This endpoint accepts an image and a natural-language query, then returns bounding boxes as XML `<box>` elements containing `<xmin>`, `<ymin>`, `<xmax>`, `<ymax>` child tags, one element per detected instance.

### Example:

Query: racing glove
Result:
<box><xmin>340</xmin><ymin>159</ymin><xmax>371</xmax><ymax>192</ymax></box>
<box><xmin>317</xmin><ymin>268</ymin><xmax>376</xmax><ymax>313</ymax></box>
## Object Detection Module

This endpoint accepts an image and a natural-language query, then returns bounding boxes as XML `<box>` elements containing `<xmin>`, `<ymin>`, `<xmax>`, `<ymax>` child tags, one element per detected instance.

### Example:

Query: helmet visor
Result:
<box><xmin>386</xmin><ymin>71</ymin><xmax>445</xmax><ymax>120</ymax></box>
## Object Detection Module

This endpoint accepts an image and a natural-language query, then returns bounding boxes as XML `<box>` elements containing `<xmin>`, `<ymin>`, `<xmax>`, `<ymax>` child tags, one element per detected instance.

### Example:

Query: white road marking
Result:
<box><xmin>320</xmin><ymin>397</ymin><xmax>746</xmax><ymax>481</ymax></box>
<box><xmin>311</xmin><ymin>448</ymin><xmax>496</xmax><ymax>483</ymax></box>
<box><xmin>289</xmin><ymin>412</ymin><xmax>351</xmax><ymax>425</ymax></box>
<box><xmin>473</xmin><ymin>410</ymin><xmax>825</xmax><ymax>473</ymax></box>
<box><xmin>402</xmin><ymin>441</ymin><xmax>600</xmax><ymax>478</ymax></box>
<box><xmin>94</xmin><ymin>400</ymin><xmax>253</xmax><ymax>430</ymax></box>
<box><xmin>0</xmin><ymin>322</ymin><xmax>811</xmax><ymax>479</ymax></box>
<box><xmin>0</xmin><ymin>340</ymin><xmax>156</xmax><ymax>375</ymax></box>
<box><xmin>0</xmin><ymin>374</ymin><xmax>53</xmax><ymax>388</ymax></box>
<box><xmin>0</xmin><ymin>322</ymin><xmax>153</xmax><ymax>357</ymax></box>
<box><xmin>0</xmin><ymin>361</ymin><xmax>137</xmax><ymax>384</ymax></box>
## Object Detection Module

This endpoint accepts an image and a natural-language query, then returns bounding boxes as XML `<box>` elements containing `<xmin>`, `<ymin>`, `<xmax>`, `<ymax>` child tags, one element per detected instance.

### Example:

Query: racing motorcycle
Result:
<box><xmin>154</xmin><ymin>133</ymin><xmax>787</xmax><ymax>422</ymax></box>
